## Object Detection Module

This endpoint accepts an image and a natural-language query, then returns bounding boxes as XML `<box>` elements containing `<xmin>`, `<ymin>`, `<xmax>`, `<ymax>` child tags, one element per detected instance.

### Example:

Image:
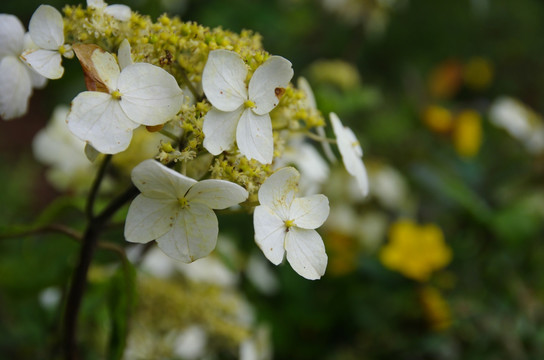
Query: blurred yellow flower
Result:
<box><xmin>427</xmin><ymin>60</ymin><xmax>463</xmax><ymax>99</ymax></box>
<box><xmin>325</xmin><ymin>231</ymin><xmax>360</xmax><ymax>276</ymax></box>
<box><xmin>419</xmin><ymin>286</ymin><xmax>452</xmax><ymax>331</ymax></box>
<box><xmin>453</xmin><ymin>110</ymin><xmax>483</xmax><ymax>158</ymax></box>
<box><xmin>380</xmin><ymin>220</ymin><xmax>452</xmax><ymax>281</ymax></box>
<box><xmin>463</xmin><ymin>57</ymin><xmax>493</xmax><ymax>91</ymax></box>
<box><xmin>308</xmin><ymin>59</ymin><xmax>361</xmax><ymax>91</ymax></box>
<box><xmin>422</xmin><ymin>105</ymin><xmax>454</xmax><ymax>134</ymax></box>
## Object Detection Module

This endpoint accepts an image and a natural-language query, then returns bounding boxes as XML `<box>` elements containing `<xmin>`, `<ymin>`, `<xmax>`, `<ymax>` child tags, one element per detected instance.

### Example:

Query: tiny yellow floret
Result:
<box><xmin>285</xmin><ymin>219</ymin><xmax>295</xmax><ymax>228</ymax></box>
<box><xmin>244</xmin><ymin>100</ymin><xmax>256</xmax><ymax>108</ymax></box>
<box><xmin>178</xmin><ymin>197</ymin><xmax>188</xmax><ymax>208</ymax></box>
<box><xmin>111</xmin><ymin>90</ymin><xmax>122</xmax><ymax>100</ymax></box>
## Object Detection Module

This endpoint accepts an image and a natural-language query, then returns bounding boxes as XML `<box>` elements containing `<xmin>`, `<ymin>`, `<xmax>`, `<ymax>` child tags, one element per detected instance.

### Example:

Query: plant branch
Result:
<box><xmin>85</xmin><ymin>154</ymin><xmax>112</xmax><ymax>220</ymax></box>
<box><xmin>0</xmin><ymin>224</ymin><xmax>82</xmax><ymax>241</ymax></box>
<box><xmin>63</xmin><ymin>185</ymin><xmax>138</xmax><ymax>360</ymax></box>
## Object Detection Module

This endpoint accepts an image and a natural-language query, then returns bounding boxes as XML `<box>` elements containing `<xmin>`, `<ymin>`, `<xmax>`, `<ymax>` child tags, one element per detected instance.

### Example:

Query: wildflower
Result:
<box><xmin>67</xmin><ymin>44</ymin><xmax>184</xmax><ymax>154</ymax></box>
<box><xmin>0</xmin><ymin>14</ymin><xmax>46</xmax><ymax>119</ymax></box>
<box><xmin>125</xmin><ymin>159</ymin><xmax>249</xmax><ymax>263</ymax></box>
<box><xmin>330</xmin><ymin>112</ymin><xmax>369</xmax><ymax>197</ymax></box>
<box><xmin>380</xmin><ymin>220</ymin><xmax>452</xmax><ymax>282</ymax></box>
<box><xmin>463</xmin><ymin>57</ymin><xmax>493</xmax><ymax>91</ymax></box>
<box><xmin>422</xmin><ymin>105</ymin><xmax>454</xmax><ymax>134</ymax></box>
<box><xmin>202</xmin><ymin>49</ymin><xmax>294</xmax><ymax>164</ymax></box>
<box><xmin>489</xmin><ymin>96</ymin><xmax>544</xmax><ymax>154</ymax></box>
<box><xmin>253</xmin><ymin>167</ymin><xmax>329</xmax><ymax>280</ymax></box>
<box><xmin>21</xmin><ymin>5</ymin><xmax>74</xmax><ymax>80</ymax></box>
<box><xmin>453</xmin><ymin>109</ymin><xmax>482</xmax><ymax>158</ymax></box>
<box><xmin>419</xmin><ymin>286</ymin><xmax>452</xmax><ymax>331</ymax></box>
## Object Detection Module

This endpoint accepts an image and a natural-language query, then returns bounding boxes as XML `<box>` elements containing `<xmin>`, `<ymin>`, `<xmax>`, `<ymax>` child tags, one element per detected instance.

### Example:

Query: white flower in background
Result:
<box><xmin>275</xmin><ymin>135</ymin><xmax>329</xmax><ymax>195</ymax></box>
<box><xmin>32</xmin><ymin>105</ymin><xmax>102</xmax><ymax>192</ymax></box>
<box><xmin>21</xmin><ymin>5</ymin><xmax>73</xmax><ymax>80</ymax></box>
<box><xmin>368</xmin><ymin>162</ymin><xmax>412</xmax><ymax>211</ymax></box>
<box><xmin>202</xmin><ymin>49</ymin><xmax>294</xmax><ymax>164</ymax></box>
<box><xmin>0</xmin><ymin>14</ymin><xmax>47</xmax><ymax>120</ymax></box>
<box><xmin>240</xmin><ymin>325</ymin><xmax>273</xmax><ymax>360</ymax></box>
<box><xmin>87</xmin><ymin>0</ymin><xmax>132</xmax><ymax>21</ymax></box>
<box><xmin>67</xmin><ymin>45</ymin><xmax>184</xmax><ymax>154</ymax></box>
<box><xmin>125</xmin><ymin>160</ymin><xmax>249</xmax><ymax>262</ymax></box>
<box><xmin>246</xmin><ymin>252</ymin><xmax>279</xmax><ymax>295</ymax></box>
<box><xmin>254</xmin><ymin>167</ymin><xmax>329</xmax><ymax>280</ymax></box>
<box><xmin>297</xmin><ymin>77</ymin><xmax>336</xmax><ymax>162</ymax></box>
<box><xmin>330</xmin><ymin>112</ymin><xmax>369</xmax><ymax>196</ymax></box>
<box><xmin>173</xmin><ymin>325</ymin><xmax>208</xmax><ymax>360</ymax></box>
<box><xmin>489</xmin><ymin>96</ymin><xmax>544</xmax><ymax>154</ymax></box>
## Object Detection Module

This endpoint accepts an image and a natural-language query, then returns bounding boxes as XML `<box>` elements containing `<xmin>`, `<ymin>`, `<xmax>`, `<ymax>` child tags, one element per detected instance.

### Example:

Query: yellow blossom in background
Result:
<box><xmin>463</xmin><ymin>57</ymin><xmax>493</xmax><ymax>91</ymax></box>
<box><xmin>380</xmin><ymin>220</ymin><xmax>452</xmax><ymax>281</ymax></box>
<box><xmin>419</xmin><ymin>286</ymin><xmax>452</xmax><ymax>331</ymax></box>
<box><xmin>307</xmin><ymin>59</ymin><xmax>361</xmax><ymax>91</ymax></box>
<box><xmin>453</xmin><ymin>110</ymin><xmax>483</xmax><ymax>158</ymax></box>
<box><xmin>324</xmin><ymin>231</ymin><xmax>360</xmax><ymax>276</ymax></box>
<box><xmin>422</xmin><ymin>105</ymin><xmax>454</xmax><ymax>134</ymax></box>
<box><xmin>427</xmin><ymin>59</ymin><xmax>463</xmax><ymax>99</ymax></box>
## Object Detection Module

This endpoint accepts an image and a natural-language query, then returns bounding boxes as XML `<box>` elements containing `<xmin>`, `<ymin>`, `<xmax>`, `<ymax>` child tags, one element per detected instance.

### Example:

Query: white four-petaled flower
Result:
<box><xmin>87</xmin><ymin>0</ymin><xmax>132</xmax><ymax>21</ymax></box>
<box><xmin>330</xmin><ymin>112</ymin><xmax>369</xmax><ymax>196</ymax></box>
<box><xmin>125</xmin><ymin>159</ymin><xmax>249</xmax><ymax>263</ymax></box>
<box><xmin>21</xmin><ymin>5</ymin><xmax>74</xmax><ymax>80</ymax></box>
<box><xmin>253</xmin><ymin>167</ymin><xmax>329</xmax><ymax>280</ymax></box>
<box><xmin>202</xmin><ymin>49</ymin><xmax>294</xmax><ymax>164</ymax></box>
<box><xmin>67</xmin><ymin>45</ymin><xmax>184</xmax><ymax>154</ymax></box>
<box><xmin>0</xmin><ymin>14</ymin><xmax>47</xmax><ymax>120</ymax></box>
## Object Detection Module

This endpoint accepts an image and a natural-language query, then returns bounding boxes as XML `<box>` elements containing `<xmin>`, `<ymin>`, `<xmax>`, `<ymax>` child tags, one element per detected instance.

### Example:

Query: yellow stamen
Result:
<box><xmin>178</xmin><ymin>197</ymin><xmax>188</xmax><ymax>208</ymax></box>
<box><xmin>244</xmin><ymin>100</ymin><xmax>256</xmax><ymax>108</ymax></box>
<box><xmin>111</xmin><ymin>90</ymin><xmax>122</xmax><ymax>100</ymax></box>
<box><xmin>285</xmin><ymin>219</ymin><xmax>295</xmax><ymax>228</ymax></box>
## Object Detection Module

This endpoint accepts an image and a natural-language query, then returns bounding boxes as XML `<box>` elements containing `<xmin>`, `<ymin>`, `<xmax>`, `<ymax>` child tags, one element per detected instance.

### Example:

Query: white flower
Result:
<box><xmin>87</xmin><ymin>0</ymin><xmax>132</xmax><ymax>21</ymax></box>
<box><xmin>330</xmin><ymin>112</ymin><xmax>369</xmax><ymax>196</ymax></box>
<box><xmin>32</xmin><ymin>105</ymin><xmax>99</xmax><ymax>192</ymax></box>
<box><xmin>253</xmin><ymin>167</ymin><xmax>329</xmax><ymax>280</ymax></box>
<box><xmin>21</xmin><ymin>5</ymin><xmax>74</xmax><ymax>80</ymax></box>
<box><xmin>297</xmin><ymin>77</ymin><xmax>336</xmax><ymax>162</ymax></box>
<box><xmin>202</xmin><ymin>49</ymin><xmax>294</xmax><ymax>164</ymax></box>
<box><xmin>125</xmin><ymin>159</ymin><xmax>249</xmax><ymax>263</ymax></box>
<box><xmin>489</xmin><ymin>96</ymin><xmax>544</xmax><ymax>154</ymax></box>
<box><xmin>67</xmin><ymin>45</ymin><xmax>184</xmax><ymax>154</ymax></box>
<box><xmin>274</xmin><ymin>135</ymin><xmax>329</xmax><ymax>195</ymax></box>
<box><xmin>0</xmin><ymin>14</ymin><xmax>47</xmax><ymax>120</ymax></box>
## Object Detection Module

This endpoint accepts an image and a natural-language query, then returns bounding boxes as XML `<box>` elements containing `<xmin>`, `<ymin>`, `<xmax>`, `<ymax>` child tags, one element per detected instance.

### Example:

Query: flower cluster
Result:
<box><xmin>1</xmin><ymin>1</ymin><xmax>370</xmax><ymax>280</ymax></box>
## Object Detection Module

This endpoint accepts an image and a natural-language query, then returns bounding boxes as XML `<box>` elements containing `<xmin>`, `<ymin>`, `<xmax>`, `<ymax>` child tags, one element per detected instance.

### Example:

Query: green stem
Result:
<box><xmin>304</xmin><ymin>131</ymin><xmax>337</xmax><ymax>144</ymax></box>
<box><xmin>178</xmin><ymin>67</ymin><xmax>200</xmax><ymax>101</ymax></box>
<box><xmin>85</xmin><ymin>154</ymin><xmax>112</xmax><ymax>220</ymax></box>
<box><xmin>0</xmin><ymin>224</ymin><xmax>82</xmax><ymax>241</ymax></box>
<box><xmin>159</xmin><ymin>129</ymin><xmax>179</xmax><ymax>142</ymax></box>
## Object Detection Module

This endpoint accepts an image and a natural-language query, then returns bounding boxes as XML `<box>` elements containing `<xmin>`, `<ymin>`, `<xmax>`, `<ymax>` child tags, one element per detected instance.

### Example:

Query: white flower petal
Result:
<box><xmin>285</xmin><ymin>227</ymin><xmax>327</xmax><ymax>280</ymax></box>
<box><xmin>290</xmin><ymin>194</ymin><xmax>329</xmax><ymax>229</ymax></box>
<box><xmin>28</xmin><ymin>67</ymin><xmax>48</xmax><ymax>88</ymax></box>
<box><xmin>258</xmin><ymin>167</ymin><xmax>299</xmax><ymax>220</ymax></box>
<box><xmin>87</xmin><ymin>0</ymin><xmax>106</xmax><ymax>8</ymax></box>
<box><xmin>90</xmin><ymin>49</ymin><xmax>120</xmax><ymax>91</ymax></box>
<box><xmin>249</xmin><ymin>56</ymin><xmax>293</xmax><ymax>115</ymax></box>
<box><xmin>118</xmin><ymin>63</ymin><xmax>183</xmax><ymax>126</ymax></box>
<box><xmin>330</xmin><ymin>112</ymin><xmax>369</xmax><ymax>196</ymax></box>
<box><xmin>0</xmin><ymin>14</ymin><xmax>25</xmax><ymax>58</ymax></box>
<box><xmin>105</xmin><ymin>4</ymin><xmax>132</xmax><ymax>21</ymax></box>
<box><xmin>66</xmin><ymin>91</ymin><xmax>138</xmax><ymax>154</ymax></box>
<box><xmin>202</xmin><ymin>106</ymin><xmax>243</xmax><ymax>155</ymax></box>
<box><xmin>117</xmin><ymin>39</ymin><xmax>133</xmax><ymax>70</ymax></box>
<box><xmin>253</xmin><ymin>205</ymin><xmax>286</xmax><ymax>265</ymax></box>
<box><xmin>0</xmin><ymin>57</ymin><xmax>32</xmax><ymax>120</ymax></box>
<box><xmin>187</xmin><ymin>179</ymin><xmax>248</xmax><ymax>209</ymax></box>
<box><xmin>29</xmin><ymin>5</ymin><xmax>64</xmax><ymax>50</ymax></box>
<box><xmin>21</xmin><ymin>49</ymin><xmax>63</xmax><ymax>79</ymax></box>
<box><xmin>236</xmin><ymin>109</ymin><xmax>273</xmax><ymax>164</ymax></box>
<box><xmin>156</xmin><ymin>204</ymin><xmax>218</xmax><ymax>263</ymax></box>
<box><xmin>131</xmin><ymin>159</ymin><xmax>196</xmax><ymax>200</ymax></box>
<box><xmin>202</xmin><ymin>49</ymin><xmax>247</xmax><ymax>112</ymax></box>
<box><xmin>124</xmin><ymin>195</ymin><xmax>179</xmax><ymax>244</ymax></box>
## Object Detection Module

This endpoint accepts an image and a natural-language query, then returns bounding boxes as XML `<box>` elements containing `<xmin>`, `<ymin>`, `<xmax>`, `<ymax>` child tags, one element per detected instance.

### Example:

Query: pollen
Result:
<box><xmin>285</xmin><ymin>219</ymin><xmax>295</xmax><ymax>228</ymax></box>
<box><xmin>178</xmin><ymin>197</ymin><xmax>189</xmax><ymax>208</ymax></box>
<box><xmin>111</xmin><ymin>90</ymin><xmax>122</xmax><ymax>100</ymax></box>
